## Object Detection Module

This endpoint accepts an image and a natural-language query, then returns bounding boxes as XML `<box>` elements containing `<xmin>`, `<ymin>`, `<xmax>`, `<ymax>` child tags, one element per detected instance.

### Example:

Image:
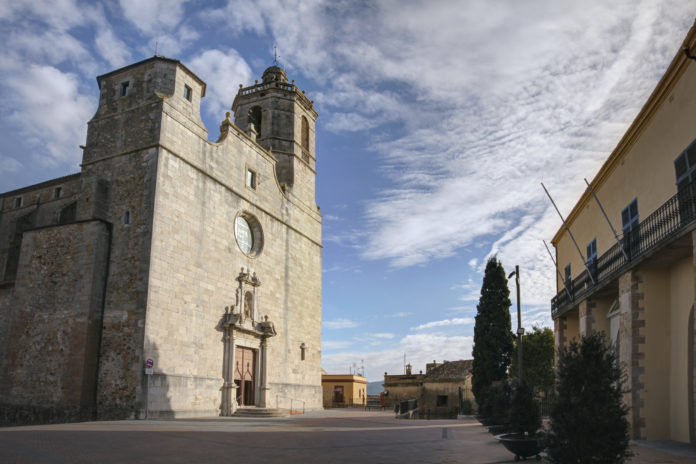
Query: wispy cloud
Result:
<box><xmin>387</xmin><ymin>311</ymin><xmax>411</xmax><ymax>318</ymax></box>
<box><xmin>411</xmin><ymin>317</ymin><xmax>475</xmax><ymax>331</ymax></box>
<box><xmin>322</xmin><ymin>332</ymin><xmax>474</xmax><ymax>380</ymax></box>
<box><xmin>248</xmin><ymin>0</ymin><xmax>694</xmax><ymax>309</ymax></box>
<box><xmin>366</xmin><ymin>333</ymin><xmax>394</xmax><ymax>339</ymax></box>
<box><xmin>324</xmin><ymin>318</ymin><xmax>359</xmax><ymax>329</ymax></box>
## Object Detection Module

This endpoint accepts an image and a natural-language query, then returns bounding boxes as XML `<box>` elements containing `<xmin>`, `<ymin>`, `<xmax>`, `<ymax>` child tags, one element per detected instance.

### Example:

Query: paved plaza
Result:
<box><xmin>1</xmin><ymin>410</ymin><xmax>695</xmax><ymax>463</ymax></box>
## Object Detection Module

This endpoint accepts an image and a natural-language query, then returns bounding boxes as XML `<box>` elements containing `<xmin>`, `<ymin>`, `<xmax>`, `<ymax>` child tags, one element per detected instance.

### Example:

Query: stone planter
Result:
<box><xmin>495</xmin><ymin>433</ymin><xmax>543</xmax><ymax>461</ymax></box>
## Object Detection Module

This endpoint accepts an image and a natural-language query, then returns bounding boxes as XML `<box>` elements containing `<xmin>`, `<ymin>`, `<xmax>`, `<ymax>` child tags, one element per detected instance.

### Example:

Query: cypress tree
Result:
<box><xmin>472</xmin><ymin>257</ymin><xmax>514</xmax><ymax>414</ymax></box>
<box><xmin>547</xmin><ymin>331</ymin><xmax>630</xmax><ymax>463</ymax></box>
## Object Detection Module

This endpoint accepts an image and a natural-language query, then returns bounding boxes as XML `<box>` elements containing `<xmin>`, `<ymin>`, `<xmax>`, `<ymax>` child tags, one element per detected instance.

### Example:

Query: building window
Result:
<box><xmin>14</xmin><ymin>197</ymin><xmax>22</xmax><ymax>208</ymax></box>
<box><xmin>234</xmin><ymin>212</ymin><xmax>263</xmax><ymax>257</ymax></box>
<box><xmin>621</xmin><ymin>199</ymin><xmax>639</xmax><ymax>258</ymax></box>
<box><xmin>674</xmin><ymin>139</ymin><xmax>696</xmax><ymax>192</ymax></box>
<box><xmin>300</xmin><ymin>343</ymin><xmax>306</xmax><ymax>361</ymax></box>
<box><xmin>564</xmin><ymin>263</ymin><xmax>571</xmax><ymax>288</ymax></box>
<box><xmin>123</xmin><ymin>210</ymin><xmax>131</xmax><ymax>225</ymax></box>
<box><xmin>301</xmin><ymin>116</ymin><xmax>309</xmax><ymax>150</ymax></box>
<box><xmin>246</xmin><ymin>169</ymin><xmax>257</xmax><ymax>190</ymax></box>
<box><xmin>120</xmin><ymin>81</ymin><xmax>130</xmax><ymax>97</ymax></box>
<box><xmin>437</xmin><ymin>395</ymin><xmax>448</xmax><ymax>406</ymax></box>
<box><xmin>184</xmin><ymin>85</ymin><xmax>192</xmax><ymax>101</ymax></box>
<box><xmin>235</xmin><ymin>216</ymin><xmax>253</xmax><ymax>254</ymax></box>
<box><xmin>54</xmin><ymin>187</ymin><xmax>62</xmax><ymax>199</ymax></box>
<box><xmin>586</xmin><ymin>238</ymin><xmax>598</xmax><ymax>282</ymax></box>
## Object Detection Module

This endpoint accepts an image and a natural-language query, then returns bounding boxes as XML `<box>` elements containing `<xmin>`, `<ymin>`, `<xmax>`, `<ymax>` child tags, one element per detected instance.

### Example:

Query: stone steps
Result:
<box><xmin>233</xmin><ymin>407</ymin><xmax>289</xmax><ymax>418</ymax></box>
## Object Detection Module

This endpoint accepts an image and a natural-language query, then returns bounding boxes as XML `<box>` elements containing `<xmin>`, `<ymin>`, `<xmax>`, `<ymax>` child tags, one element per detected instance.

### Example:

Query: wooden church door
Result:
<box><xmin>234</xmin><ymin>346</ymin><xmax>257</xmax><ymax>406</ymax></box>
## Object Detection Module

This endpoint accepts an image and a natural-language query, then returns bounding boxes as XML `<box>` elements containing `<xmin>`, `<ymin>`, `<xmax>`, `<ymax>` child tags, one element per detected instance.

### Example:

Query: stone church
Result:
<box><xmin>0</xmin><ymin>56</ymin><xmax>323</xmax><ymax>423</ymax></box>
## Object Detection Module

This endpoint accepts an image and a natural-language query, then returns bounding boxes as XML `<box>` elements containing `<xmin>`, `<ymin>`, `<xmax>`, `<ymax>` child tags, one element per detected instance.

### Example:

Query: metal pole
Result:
<box><xmin>583</xmin><ymin>178</ymin><xmax>629</xmax><ymax>261</ymax></box>
<box><xmin>515</xmin><ymin>266</ymin><xmax>522</xmax><ymax>382</ymax></box>
<box><xmin>145</xmin><ymin>373</ymin><xmax>149</xmax><ymax>420</ymax></box>
<box><xmin>543</xmin><ymin>240</ymin><xmax>573</xmax><ymax>300</ymax></box>
<box><xmin>541</xmin><ymin>183</ymin><xmax>596</xmax><ymax>284</ymax></box>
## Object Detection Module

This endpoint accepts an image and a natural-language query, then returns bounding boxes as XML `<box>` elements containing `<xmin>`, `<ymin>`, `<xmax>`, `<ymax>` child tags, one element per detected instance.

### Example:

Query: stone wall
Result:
<box><xmin>0</xmin><ymin>220</ymin><xmax>110</xmax><ymax>425</ymax></box>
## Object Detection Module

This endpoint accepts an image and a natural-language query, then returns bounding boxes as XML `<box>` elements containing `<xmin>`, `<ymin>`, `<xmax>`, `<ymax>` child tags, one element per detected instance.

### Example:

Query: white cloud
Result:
<box><xmin>322</xmin><ymin>332</ymin><xmax>474</xmax><ymax>381</ymax></box>
<box><xmin>188</xmin><ymin>49</ymin><xmax>252</xmax><ymax>120</ymax></box>
<box><xmin>198</xmin><ymin>0</ymin><xmax>266</xmax><ymax>36</ymax></box>
<box><xmin>119</xmin><ymin>0</ymin><xmax>189</xmax><ymax>34</ymax></box>
<box><xmin>411</xmin><ymin>317</ymin><xmax>474</xmax><ymax>331</ymax></box>
<box><xmin>366</xmin><ymin>333</ymin><xmax>394</xmax><ymax>339</ymax></box>
<box><xmin>324</xmin><ymin>318</ymin><xmax>359</xmax><ymax>329</ymax></box>
<box><xmin>95</xmin><ymin>27</ymin><xmax>132</xmax><ymax>68</ymax></box>
<box><xmin>323</xmin><ymin>340</ymin><xmax>354</xmax><ymax>350</ymax></box>
<box><xmin>5</xmin><ymin>65</ymin><xmax>92</xmax><ymax>167</ymax></box>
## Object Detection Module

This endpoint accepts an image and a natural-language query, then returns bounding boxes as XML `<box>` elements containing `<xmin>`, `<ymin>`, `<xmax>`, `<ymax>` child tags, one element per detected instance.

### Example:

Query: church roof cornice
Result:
<box><xmin>95</xmin><ymin>55</ymin><xmax>207</xmax><ymax>97</ymax></box>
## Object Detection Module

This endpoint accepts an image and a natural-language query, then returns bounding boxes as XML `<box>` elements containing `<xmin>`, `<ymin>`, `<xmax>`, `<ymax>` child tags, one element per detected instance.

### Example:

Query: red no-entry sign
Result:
<box><xmin>145</xmin><ymin>358</ymin><xmax>154</xmax><ymax>368</ymax></box>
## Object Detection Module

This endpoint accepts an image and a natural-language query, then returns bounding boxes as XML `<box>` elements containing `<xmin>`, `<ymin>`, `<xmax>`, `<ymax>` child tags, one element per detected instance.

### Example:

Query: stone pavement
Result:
<box><xmin>0</xmin><ymin>409</ymin><xmax>694</xmax><ymax>463</ymax></box>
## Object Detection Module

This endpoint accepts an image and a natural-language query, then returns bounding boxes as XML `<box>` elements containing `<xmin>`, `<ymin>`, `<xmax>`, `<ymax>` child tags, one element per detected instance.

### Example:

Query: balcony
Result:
<box><xmin>551</xmin><ymin>184</ymin><xmax>696</xmax><ymax>317</ymax></box>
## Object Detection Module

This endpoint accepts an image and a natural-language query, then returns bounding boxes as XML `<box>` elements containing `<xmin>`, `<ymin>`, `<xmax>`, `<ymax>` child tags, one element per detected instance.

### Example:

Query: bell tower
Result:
<box><xmin>232</xmin><ymin>66</ymin><xmax>318</xmax><ymax>207</ymax></box>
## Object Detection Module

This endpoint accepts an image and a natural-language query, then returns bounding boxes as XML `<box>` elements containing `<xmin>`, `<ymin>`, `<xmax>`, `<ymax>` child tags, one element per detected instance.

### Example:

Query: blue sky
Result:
<box><xmin>1</xmin><ymin>1</ymin><xmax>694</xmax><ymax>381</ymax></box>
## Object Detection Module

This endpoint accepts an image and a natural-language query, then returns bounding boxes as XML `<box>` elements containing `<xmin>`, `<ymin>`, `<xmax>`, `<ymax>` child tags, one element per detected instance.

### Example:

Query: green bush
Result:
<box><xmin>507</xmin><ymin>381</ymin><xmax>541</xmax><ymax>437</ymax></box>
<box><xmin>460</xmin><ymin>399</ymin><xmax>473</xmax><ymax>415</ymax></box>
<box><xmin>546</xmin><ymin>332</ymin><xmax>630</xmax><ymax>463</ymax></box>
<box><xmin>480</xmin><ymin>382</ymin><xmax>511</xmax><ymax>425</ymax></box>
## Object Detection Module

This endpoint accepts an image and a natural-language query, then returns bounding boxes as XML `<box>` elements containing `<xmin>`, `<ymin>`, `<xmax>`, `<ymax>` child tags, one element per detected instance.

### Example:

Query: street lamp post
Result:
<box><xmin>509</xmin><ymin>265</ymin><xmax>524</xmax><ymax>381</ymax></box>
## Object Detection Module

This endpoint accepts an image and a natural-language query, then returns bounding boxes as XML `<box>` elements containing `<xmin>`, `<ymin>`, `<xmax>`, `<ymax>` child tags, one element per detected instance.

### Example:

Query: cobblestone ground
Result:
<box><xmin>0</xmin><ymin>410</ymin><xmax>694</xmax><ymax>463</ymax></box>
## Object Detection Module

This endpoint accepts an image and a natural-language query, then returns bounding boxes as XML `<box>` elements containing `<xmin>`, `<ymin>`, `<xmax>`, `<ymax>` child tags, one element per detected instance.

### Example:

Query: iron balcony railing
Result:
<box><xmin>236</xmin><ymin>81</ymin><xmax>314</xmax><ymax>110</ymax></box>
<box><xmin>551</xmin><ymin>183</ymin><xmax>696</xmax><ymax>317</ymax></box>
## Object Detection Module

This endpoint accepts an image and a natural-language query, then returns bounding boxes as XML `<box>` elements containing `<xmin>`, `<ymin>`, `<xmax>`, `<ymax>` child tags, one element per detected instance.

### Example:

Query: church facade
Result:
<box><xmin>0</xmin><ymin>56</ymin><xmax>323</xmax><ymax>423</ymax></box>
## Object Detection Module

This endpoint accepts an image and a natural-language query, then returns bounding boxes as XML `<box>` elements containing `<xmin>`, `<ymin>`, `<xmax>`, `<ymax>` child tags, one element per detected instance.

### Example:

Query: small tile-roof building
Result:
<box><xmin>383</xmin><ymin>360</ymin><xmax>474</xmax><ymax>418</ymax></box>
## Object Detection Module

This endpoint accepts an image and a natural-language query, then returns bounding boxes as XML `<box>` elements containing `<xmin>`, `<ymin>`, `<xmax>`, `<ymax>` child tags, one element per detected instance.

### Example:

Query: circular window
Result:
<box><xmin>234</xmin><ymin>212</ymin><xmax>263</xmax><ymax>257</ymax></box>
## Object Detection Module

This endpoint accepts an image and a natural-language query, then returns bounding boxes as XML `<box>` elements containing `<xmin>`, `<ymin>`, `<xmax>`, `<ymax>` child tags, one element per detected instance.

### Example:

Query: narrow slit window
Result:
<box><xmin>14</xmin><ymin>197</ymin><xmax>22</xmax><ymax>208</ymax></box>
<box><xmin>246</xmin><ymin>169</ymin><xmax>257</xmax><ymax>189</ymax></box>
<box><xmin>123</xmin><ymin>210</ymin><xmax>131</xmax><ymax>225</ymax></box>
<box><xmin>300</xmin><ymin>343</ymin><xmax>306</xmax><ymax>361</ymax></box>
<box><xmin>184</xmin><ymin>85</ymin><xmax>192</xmax><ymax>101</ymax></box>
<box><xmin>54</xmin><ymin>187</ymin><xmax>62</xmax><ymax>199</ymax></box>
<box><xmin>120</xmin><ymin>81</ymin><xmax>130</xmax><ymax>97</ymax></box>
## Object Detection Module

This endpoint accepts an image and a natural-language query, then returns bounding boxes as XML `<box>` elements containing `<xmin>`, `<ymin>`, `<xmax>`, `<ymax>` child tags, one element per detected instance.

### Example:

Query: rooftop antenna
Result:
<box><xmin>273</xmin><ymin>45</ymin><xmax>279</xmax><ymax>66</ymax></box>
<box><xmin>154</xmin><ymin>41</ymin><xmax>158</xmax><ymax>56</ymax></box>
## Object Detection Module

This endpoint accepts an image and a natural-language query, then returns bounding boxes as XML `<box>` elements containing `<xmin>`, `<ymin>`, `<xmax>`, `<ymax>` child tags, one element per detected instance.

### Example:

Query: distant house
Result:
<box><xmin>321</xmin><ymin>374</ymin><xmax>367</xmax><ymax>408</ymax></box>
<box><xmin>383</xmin><ymin>360</ymin><xmax>474</xmax><ymax>418</ymax></box>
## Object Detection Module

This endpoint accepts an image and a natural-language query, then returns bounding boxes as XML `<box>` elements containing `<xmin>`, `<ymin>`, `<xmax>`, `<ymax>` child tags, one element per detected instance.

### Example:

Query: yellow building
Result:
<box><xmin>321</xmin><ymin>374</ymin><xmax>367</xmax><ymax>408</ymax></box>
<box><xmin>550</xmin><ymin>21</ymin><xmax>696</xmax><ymax>443</ymax></box>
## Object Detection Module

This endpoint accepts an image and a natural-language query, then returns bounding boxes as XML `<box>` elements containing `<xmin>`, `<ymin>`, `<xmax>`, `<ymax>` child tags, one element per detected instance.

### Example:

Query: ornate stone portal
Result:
<box><xmin>221</xmin><ymin>268</ymin><xmax>277</xmax><ymax>416</ymax></box>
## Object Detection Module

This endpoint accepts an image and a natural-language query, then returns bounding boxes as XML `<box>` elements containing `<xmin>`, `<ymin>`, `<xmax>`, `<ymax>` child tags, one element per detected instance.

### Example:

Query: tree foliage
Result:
<box><xmin>510</xmin><ymin>326</ymin><xmax>555</xmax><ymax>393</ymax></box>
<box><xmin>508</xmin><ymin>380</ymin><xmax>541</xmax><ymax>438</ymax></box>
<box><xmin>472</xmin><ymin>257</ymin><xmax>514</xmax><ymax>412</ymax></box>
<box><xmin>546</xmin><ymin>331</ymin><xmax>630</xmax><ymax>463</ymax></box>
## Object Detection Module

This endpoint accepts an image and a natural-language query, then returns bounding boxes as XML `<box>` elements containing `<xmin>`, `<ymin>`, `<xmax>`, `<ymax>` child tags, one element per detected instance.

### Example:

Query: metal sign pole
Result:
<box><xmin>583</xmin><ymin>178</ymin><xmax>629</xmax><ymax>261</ymax></box>
<box><xmin>541</xmin><ymin>183</ymin><xmax>596</xmax><ymax>284</ymax></box>
<box><xmin>543</xmin><ymin>240</ymin><xmax>573</xmax><ymax>300</ymax></box>
<box><xmin>146</xmin><ymin>372</ymin><xmax>149</xmax><ymax>420</ymax></box>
